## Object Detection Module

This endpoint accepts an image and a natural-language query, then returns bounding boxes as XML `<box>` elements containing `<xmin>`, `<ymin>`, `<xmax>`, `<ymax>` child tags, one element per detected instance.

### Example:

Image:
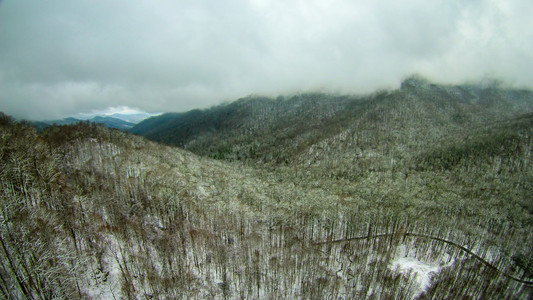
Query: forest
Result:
<box><xmin>1</xmin><ymin>77</ymin><xmax>533</xmax><ymax>299</ymax></box>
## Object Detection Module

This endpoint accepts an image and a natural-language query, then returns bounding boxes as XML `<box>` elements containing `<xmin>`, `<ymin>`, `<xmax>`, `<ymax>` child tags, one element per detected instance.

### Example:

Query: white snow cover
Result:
<box><xmin>389</xmin><ymin>245</ymin><xmax>454</xmax><ymax>298</ymax></box>
<box><xmin>391</xmin><ymin>256</ymin><xmax>440</xmax><ymax>291</ymax></box>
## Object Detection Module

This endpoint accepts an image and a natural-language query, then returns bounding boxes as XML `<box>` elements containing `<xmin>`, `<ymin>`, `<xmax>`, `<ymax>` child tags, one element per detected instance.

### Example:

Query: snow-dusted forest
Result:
<box><xmin>1</xmin><ymin>78</ymin><xmax>533</xmax><ymax>299</ymax></box>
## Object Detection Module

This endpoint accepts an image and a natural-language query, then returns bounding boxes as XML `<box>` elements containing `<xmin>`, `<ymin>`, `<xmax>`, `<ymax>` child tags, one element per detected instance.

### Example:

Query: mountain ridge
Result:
<box><xmin>1</xmin><ymin>76</ymin><xmax>532</xmax><ymax>298</ymax></box>
<box><xmin>31</xmin><ymin>115</ymin><xmax>136</xmax><ymax>131</ymax></box>
<box><xmin>131</xmin><ymin>76</ymin><xmax>533</xmax><ymax>169</ymax></box>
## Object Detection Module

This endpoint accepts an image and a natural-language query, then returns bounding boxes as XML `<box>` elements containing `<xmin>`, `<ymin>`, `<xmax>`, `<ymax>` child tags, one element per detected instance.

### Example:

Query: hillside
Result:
<box><xmin>130</xmin><ymin>92</ymin><xmax>357</xmax><ymax>163</ymax></box>
<box><xmin>131</xmin><ymin>77</ymin><xmax>533</xmax><ymax>169</ymax></box>
<box><xmin>1</xmin><ymin>75</ymin><xmax>533</xmax><ymax>299</ymax></box>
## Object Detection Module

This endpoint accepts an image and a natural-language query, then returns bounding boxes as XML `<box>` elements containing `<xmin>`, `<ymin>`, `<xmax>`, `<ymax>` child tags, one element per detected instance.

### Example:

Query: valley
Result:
<box><xmin>1</xmin><ymin>77</ymin><xmax>532</xmax><ymax>299</ymax></box>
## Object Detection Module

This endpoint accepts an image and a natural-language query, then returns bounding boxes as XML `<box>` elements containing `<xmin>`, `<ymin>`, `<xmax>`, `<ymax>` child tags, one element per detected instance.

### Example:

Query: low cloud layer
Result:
<box><xmin>1</xmin><ymin>0</ymin><xmax>532</xmax><ymax>120</ymax></box>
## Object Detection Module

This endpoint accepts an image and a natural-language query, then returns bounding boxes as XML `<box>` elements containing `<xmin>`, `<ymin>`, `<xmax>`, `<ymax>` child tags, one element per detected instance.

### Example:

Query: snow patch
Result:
<box><xmin>390</xmin><ymin>256</ymin><xmax>440</xmax><ymax>291</ymax></box>
<box><xmin>389</xmin><ymin>245</ymin><xmax>454</xmax><ymax>298</ymax></box>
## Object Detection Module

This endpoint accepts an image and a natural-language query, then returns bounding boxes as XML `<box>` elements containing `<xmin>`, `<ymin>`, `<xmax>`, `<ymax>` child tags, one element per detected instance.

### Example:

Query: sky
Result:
<box><xmin>1</xmin><ymin>0</ymin><xmax>532</xmax><ymax>121</ymax></box>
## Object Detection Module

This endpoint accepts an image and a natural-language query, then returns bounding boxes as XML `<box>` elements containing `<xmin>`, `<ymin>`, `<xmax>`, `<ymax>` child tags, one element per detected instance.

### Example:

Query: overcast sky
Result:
<box><xmin>1</xmin><ymin>0</ymin><xmax>532</xmax><ymax>120</ymax></box>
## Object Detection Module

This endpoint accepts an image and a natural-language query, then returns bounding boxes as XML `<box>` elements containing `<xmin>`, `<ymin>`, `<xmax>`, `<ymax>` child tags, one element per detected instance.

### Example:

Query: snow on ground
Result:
<box><xmin>391</xmin><ymin>256</ymin><xmax>440</xmax><ymax>291</ymax></box>
<box><xmin>389</xmin><ymin>245</ymin><xmax>454</xmax><ymax>298</ymax></box>
<box><xmin>80</xmin><ymin>235</ymin><xmax>122</xmax><ymax>300</ymax></box>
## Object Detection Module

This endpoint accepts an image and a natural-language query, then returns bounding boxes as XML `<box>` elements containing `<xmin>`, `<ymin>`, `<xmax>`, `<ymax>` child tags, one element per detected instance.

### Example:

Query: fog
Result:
<box><xmin>1</xmin><ymin>0</ymin><xmax>532</xmax><ymax>120</ymax></box>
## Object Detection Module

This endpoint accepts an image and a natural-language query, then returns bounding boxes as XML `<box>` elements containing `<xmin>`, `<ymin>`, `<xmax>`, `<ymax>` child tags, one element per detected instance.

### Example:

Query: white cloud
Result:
<box><xmin>0</xmin><ymin>0</ymin><xmax>532</xmax><ymax>120</ymax></box>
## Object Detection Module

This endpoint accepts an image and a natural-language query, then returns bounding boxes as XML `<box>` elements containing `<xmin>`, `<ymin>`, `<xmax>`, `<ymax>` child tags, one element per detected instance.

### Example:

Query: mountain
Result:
<box><xmin>88</xmin><ymin>116</ymin><xmax>136</xmax><ymax>130</ymax></box>
<box><xmin>110</xmin><ymin>112</ymin><xmax>158</xmax><ymax>123</ymax></box>
<box><xmin>129</xmin><ymin>93</ymin><xmax>359</xmax><ymax>161</ymax></box>
<box><xmin>131</xmin><ymin>76</ymin><xmax>533</xmax><ymax>170</ymax></box>
<box><xmin>1</xmin><ymin>76</ymin><xmax>533</xmax><ymax>299</ymax></box>
<box><xmin>54</xmin><ymin>117</ymin><xmax>81</xmax><ymax>125</ymax></box>
<box><xmin>30</xmin><ymin>117</ymin><xmax>83</xmax><ymax>131</ymax></box>
<box><xmin>32</xmin><ymin>115</ymin><xmax>135</xmax><ymax>131</ymax></box>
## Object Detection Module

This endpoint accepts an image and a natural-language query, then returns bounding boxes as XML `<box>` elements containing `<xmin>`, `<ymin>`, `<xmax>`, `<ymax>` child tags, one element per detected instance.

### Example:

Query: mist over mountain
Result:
<box><xmin>132</xmin><ymin>76</ymin><xmax>533</xmax><ymax>169</ymax></box>
<box><xmin>30</xmin><ymin>110</ymin><xmax>161</xmax><ymax>131</ymax></box>
<box><xmin>1</xmin><ymin>77</ymin><xmax>533</xmax><ymax>299</ymax></box>
<box><xmin>2</xmin><ymin>0</ymin><xmax>533</xmax><ymax>297</ymax></box>
<box><xmin>2</xmin><ymin>1</ymin><xmax>533</xmax><ymax>121</ymax></box>
<box><xmin>109</xmin><ymin>112</ymin><xmax>157</xmax><ymax>124</ymax></box>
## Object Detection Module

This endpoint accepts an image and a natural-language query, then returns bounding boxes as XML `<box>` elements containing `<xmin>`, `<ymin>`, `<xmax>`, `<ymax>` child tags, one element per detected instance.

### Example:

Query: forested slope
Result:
<box><xmin>131</xmin><ymin>76</ymin><xmax>533</xmax><ymax>168</ymax></box>
<box><xmin>1</xmin><ymin>76</ymin><xmax>533</xmax><ymax>299</ymax></box>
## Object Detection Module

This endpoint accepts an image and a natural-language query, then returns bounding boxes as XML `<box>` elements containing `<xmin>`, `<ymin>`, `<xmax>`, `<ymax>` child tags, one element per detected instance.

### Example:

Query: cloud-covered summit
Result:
<box><xmin>1</xmin><ymin>0</ymin><xmax>532</xmax><ymax>120</ymax></box>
